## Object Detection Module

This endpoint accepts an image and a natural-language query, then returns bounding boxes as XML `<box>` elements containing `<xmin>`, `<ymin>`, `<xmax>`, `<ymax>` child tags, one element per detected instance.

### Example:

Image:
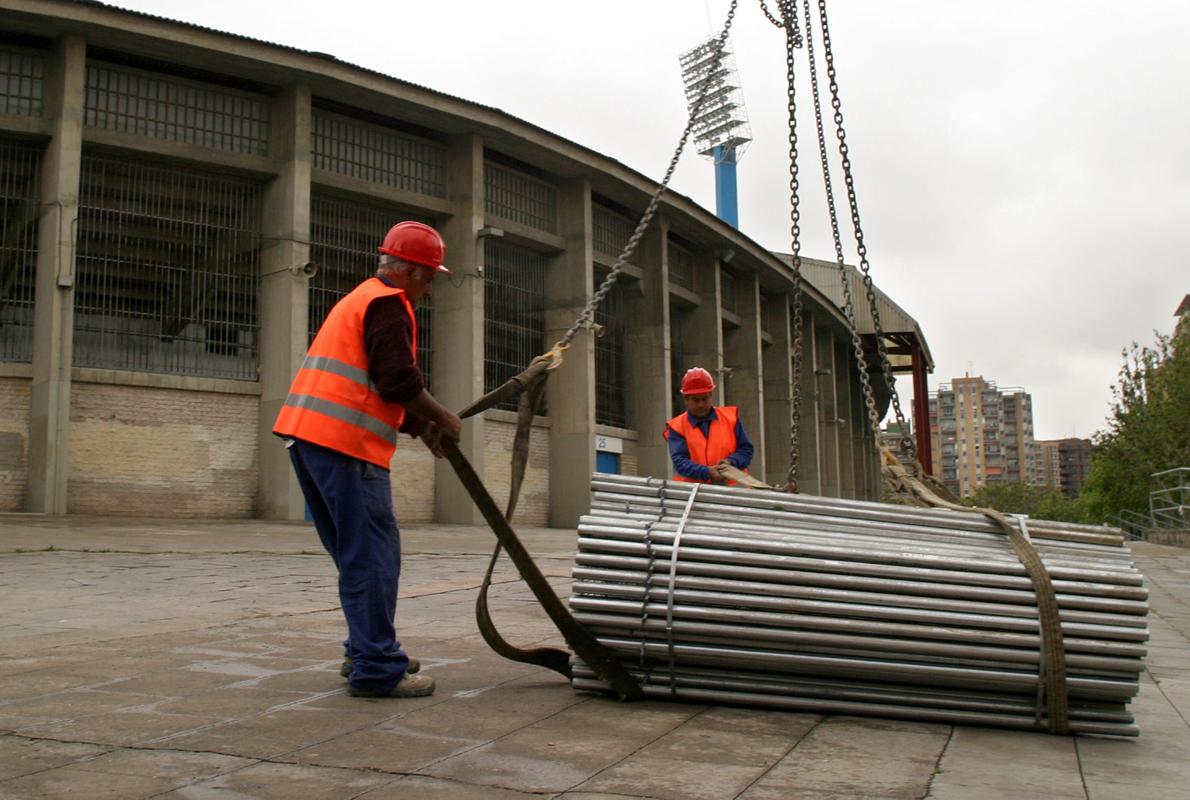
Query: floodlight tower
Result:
<box><xmin>679</xmin><ymin>36</ymin><xmax>752</xmax><ymax>228</ymax></box>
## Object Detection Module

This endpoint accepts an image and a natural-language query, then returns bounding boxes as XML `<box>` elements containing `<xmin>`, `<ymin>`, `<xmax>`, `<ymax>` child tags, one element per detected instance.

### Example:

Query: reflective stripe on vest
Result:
<box><xmin>273</xmin><ymin>278</ymin><xmax>415</xmax><ymax>467</ymax></box>
<box><xmin>665</xmin><ymin>406</ymin><xmax>742</xmax><ymax>485</ymax></box>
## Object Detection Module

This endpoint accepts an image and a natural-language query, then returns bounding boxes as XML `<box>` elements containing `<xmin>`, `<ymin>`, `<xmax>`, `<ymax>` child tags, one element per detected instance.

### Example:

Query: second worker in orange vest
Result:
<box><xmin>663</xmin><ymin>367</ymin><xmax>754</xmax><ymax>485</ymax></box>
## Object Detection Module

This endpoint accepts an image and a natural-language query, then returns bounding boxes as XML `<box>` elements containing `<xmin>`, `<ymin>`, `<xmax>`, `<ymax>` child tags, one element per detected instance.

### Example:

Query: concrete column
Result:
<box><xmin>678</xmin><ymin>248</ymin><xmax>723</xmax><ymax>399</ymax></box>
<box><xmin>626</xmin><ymin>221</ymin><xmax>671</xmax><ymax>480</ymax></box>
<box><xmin>814</xmin><ymin>323</ymin><xmax>841</xmax><ymax>497</ymax></box>
<box><xmin>546</xmin><ymin>178</ymin><xmax>595</xmax><ymax>528</ymax></box>
<box><xmin>834</xmin><ymin>337</ymin><xmax>857</xmax><ymax>498</ymax></box>
<box><xmin>723</xmin><ymin>269</ymin><xmax>764</xmax><ymax>477</ymax></box>
<box><xmin>762</xmin><ymin>295</ymin><xmax>792</xmax><ymax>487</ymax></box>
<box><xmin>257</xmin><ymin>84</ymin><xmax>312</xmax><ymax>520</ymax></box>
<box><xmin>27</xmin><ymin>35</ymin><xmax>84</xmax><ymax>514</ymax></box>
<box><xmin>434</xmin><ymin>134</ymin><xmax>487</xmax><ymax>524</ymax></box>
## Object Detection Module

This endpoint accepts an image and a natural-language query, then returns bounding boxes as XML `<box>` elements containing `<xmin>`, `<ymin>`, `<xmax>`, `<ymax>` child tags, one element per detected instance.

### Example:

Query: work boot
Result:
<box><xmin>340</xmin><ymin>656</ymin><xmax>420</xmax><ymax>679</ymax></box>
<box><xmin>347</xmin><ymin>673</ymin><xmax>435</xmax><ymax>698</ymax></box>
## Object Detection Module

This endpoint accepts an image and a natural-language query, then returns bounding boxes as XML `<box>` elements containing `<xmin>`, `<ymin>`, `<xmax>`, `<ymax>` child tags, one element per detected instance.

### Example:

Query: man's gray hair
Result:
<box><xmin>377</xmin><ymin>254</ymin><xmax>413</xmax><ymax>274</ymax></box>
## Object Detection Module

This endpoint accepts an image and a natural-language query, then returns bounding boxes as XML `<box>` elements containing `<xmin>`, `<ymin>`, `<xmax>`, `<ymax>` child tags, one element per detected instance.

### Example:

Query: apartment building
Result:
<box><xmin>1035</xmin><ymin>438</ymin><xmax>1094</xmax><ymax>498</ymax></box>
<box><xmin>928</xmin><ymin>376</ymin><xmax>1036</xmax><ymax>497</ymax></box>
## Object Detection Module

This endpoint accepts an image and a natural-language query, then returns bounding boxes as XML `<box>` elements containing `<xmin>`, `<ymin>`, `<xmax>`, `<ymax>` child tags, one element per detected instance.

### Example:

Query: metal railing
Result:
<box><xmin>85</xmin><ymin>62</ymin><xmax>269</xmax><ymax>155</ymax></box>
<box><xmin>308</xmin><ymin>194</ymin><xmax>433</xmax><ymax>389</ymax></box>
<box><xmin>0</xmin><ymin>138</ymin><xmax>41</xmax><ymax>363</ymax></box>
<box><xmin>484</xmin><ymin>240</ymin><xmax>546</xmax><ymax>411</ymax></box>
<box><xmin>593</xmin><ymin>203</ymin><xmax>634</xmax><ymax>259</ymax></box>
<box><xmin>72</xmin><ymin>155</ymin><xmax>263</xmax><ymax>379</ymax></box>
<box><xmin>594</xmin><ymin>272</ymin><xmax>627</xmax><ymax>428</ymax></box>
<box><xmin>668</xmin><ymin>240</ymin><xmax>694</xmax><ymax>290</ymax></box>
<box><xmin>312</xmin><ymin>111</ymin><xmax>445</xmax><ymax>198</ymax></box>
<box><xmin>484</xmin><ymin>161</ymin><xmax>556</xmax><ymax>233</ymax></box>
<box><xmin>1150</xmin><ymin>467</ymin><xmax>1190</xmax><ymax>531</ymax></box>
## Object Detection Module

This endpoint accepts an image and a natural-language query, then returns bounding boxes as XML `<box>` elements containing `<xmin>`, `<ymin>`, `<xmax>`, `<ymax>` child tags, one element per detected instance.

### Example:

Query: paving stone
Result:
<box><xmin>151</xmin><ymin>761</ymin><xmax>392</xmax><ymax>799</ymax></box>
<box><xmin>366</xmin><ymin>774</ymin><xmax>563</xmax><ymax>798</ymax></box>
<box><xmin>421</xmin><ymin>697</ymin><xmax>702</xmax><ymax>793</ymax></box>
<box><xmin>15</xmin><ymin>710</ymin><xmax>226</xmax><ymax>747</ymax></box>
<box><xmin>574</xmin><ymin>707</ymin><xmax>816</xmax><ymax>800</ymax></box>
<box><xmin>0</xmin><ymin>736</ymin><xmax>110</xmax><ymax>780</ymax></box>
<box><xmin>740</xmin><ymin>716</ymin><xmax>949</xmax><ymax>800</ymax></box>
<box><xmin>925</xmin><ymin>727</ymin><xmax>1084</xmax><ymax>799</ymax></box>
<box><xmin>71</xmin><ymin>747</ymin><xmax>256</xmax><ymax>781</ymax></box>
<box><xmin>0</xmin><ymin>521</ymin><xmax>1185</xmax><ymax>799</ymax></box>
<box><xmin>0</xmin><ymin>763</ymin><xmax>176</xmax><ymax>799</ymax></box>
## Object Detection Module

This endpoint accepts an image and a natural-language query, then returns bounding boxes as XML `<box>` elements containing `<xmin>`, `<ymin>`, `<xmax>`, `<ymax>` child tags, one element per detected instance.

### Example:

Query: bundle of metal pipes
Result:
<box><xmin>569</xmin><ymin>475</ymin><xmax>1148</xmax><ymax>736</ymax></box>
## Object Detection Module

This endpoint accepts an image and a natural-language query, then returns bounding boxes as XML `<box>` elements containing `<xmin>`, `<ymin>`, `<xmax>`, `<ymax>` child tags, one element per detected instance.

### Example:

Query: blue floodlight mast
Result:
<box><xmin>679</xmin><ymin>36</ymin><xmax>752</xmax><ymax>229</ymax></box>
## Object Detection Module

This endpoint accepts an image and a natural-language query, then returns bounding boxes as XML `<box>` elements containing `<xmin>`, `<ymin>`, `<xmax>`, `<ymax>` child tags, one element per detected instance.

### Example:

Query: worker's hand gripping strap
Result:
<box><xmin>664</xmin><ymin>483</ymin><xmax>701</xmax><ymax>696</ymax></box>
<box><xmin>880</xmin><ymin>449</ymin><xmax>1070</xmax><ymax>734</ymax></box>
<box><xmin>442</xmin><ymin>436</ymin><xmax>642</xmax><ymax>701</ymax></box>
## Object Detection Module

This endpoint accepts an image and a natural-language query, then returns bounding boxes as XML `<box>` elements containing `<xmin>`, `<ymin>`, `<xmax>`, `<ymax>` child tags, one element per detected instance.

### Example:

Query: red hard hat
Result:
<box><xmin>680</xmin><ymin>367</ymin><xmax>716</xmax><ymax>396</ymax></box>
<box><xmin>378</xmin><ymin>221</ymin><xmax>450</xmax><ymax>274</ymax></box>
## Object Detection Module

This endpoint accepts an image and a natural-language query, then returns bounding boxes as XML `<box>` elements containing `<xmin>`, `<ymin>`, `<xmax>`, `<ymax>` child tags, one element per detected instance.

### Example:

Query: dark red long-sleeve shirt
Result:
<box><xmin>363</xmin><ymin>293</ymin><xmax>428</xmax><ymax>438</ymax></box>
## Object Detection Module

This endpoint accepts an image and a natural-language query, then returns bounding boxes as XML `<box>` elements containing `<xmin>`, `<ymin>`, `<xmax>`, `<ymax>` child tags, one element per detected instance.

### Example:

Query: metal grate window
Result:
<box><xmin>594</xmin><ymin>271</ymin><xmax>628</xmax><ymax>428</ymax></box>
<box><xmin>309</xmin><ymin>195</ymin><xmax>434</xmax><ymax>390</ymax></box>
<box><xmin>0</xmin><ymin>139</ymin><xmax>41</xmax><ymax>363</ymax></box>
<box><xmin>0</xmin><ymin>47</ymin><xmax>44</xmax><ymax>117</ymax></box>
<box><xmin>720</xmin><ymin>269</ymin><xmax>736</xmax><ymax>312</ymax></box>
<box><xmin>73</xmin><ymin>155</ymin><xmax>263</xmax><ymax>379</ymax></box>
<box><xmin>313</xmin><ymin>111</ymin><xmax>445</xmax><ymax>197</ymax></box>
<box><xmin>669</xmin><ymin>239</ymin><xmax>694</xmax><ymax>290</ymax></box>
<box><xmin>85</xmin><ymin>62</ymin><xmax>269</xmax><ymax>155</ymax></box>
<box><xmin>669</xmin><ymin>309</ymin><xmax>689</xmax><ymax>417</ymax></box>
<box><xmin>484</xmin><ymin>240</ymin><xmax>546</xmax><ymax>412</ymax></box>
<box><xmin>592</xmin><ymin>203</ymin><xmax>634</xmax><ymax>259</ymax></box>
<box><xmin>484</xmin><ymin>161</ymin><xmax>557</xmax><ymax>233</ymax></box>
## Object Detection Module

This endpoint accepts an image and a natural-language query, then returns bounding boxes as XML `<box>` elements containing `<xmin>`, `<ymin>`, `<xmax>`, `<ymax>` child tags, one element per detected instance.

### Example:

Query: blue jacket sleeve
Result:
<box><xmin>664</xmin><ymin>425</ymin><xmax>713</xmax><ymax>481</ymax></box>
<box><xmin>724</xmin><ymin>419</ymin><xmax>754</xmax><ymax>470</ymax></box>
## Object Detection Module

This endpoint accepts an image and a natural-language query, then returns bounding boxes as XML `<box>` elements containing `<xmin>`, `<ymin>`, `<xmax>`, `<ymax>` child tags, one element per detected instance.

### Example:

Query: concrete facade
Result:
<box><xmin>0</xmin><ymin>1</ymin><xmax>926</xmax><ymax>526</ymax></box>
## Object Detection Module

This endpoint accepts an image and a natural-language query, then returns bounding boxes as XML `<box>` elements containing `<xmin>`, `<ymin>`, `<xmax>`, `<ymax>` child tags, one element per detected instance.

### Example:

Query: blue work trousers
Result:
<box><xmin>288</xmin><ymin>439</ymin><xmax>411</xmax><ymax>691</ymax></box>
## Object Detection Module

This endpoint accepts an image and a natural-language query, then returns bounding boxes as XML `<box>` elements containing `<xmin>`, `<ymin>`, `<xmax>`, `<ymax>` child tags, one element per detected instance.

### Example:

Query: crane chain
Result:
<box><xmin>768</xmin><ymin>0</ymin><xmax>806</xmax><ymax>491</ymax></box>
<box><xmin>553</xmin><ymin>0</ymin><xmax>740</xmax><ymax>355</ymax></box>
<box><xmin>799</xmin><ymin>0</ymin><xmax>882</xmax><ymax>448</ymax></box>
<box><xmin>816</xmin><ymin>0</ymin><xmax>917</xmax><ymax>465</ymax></box>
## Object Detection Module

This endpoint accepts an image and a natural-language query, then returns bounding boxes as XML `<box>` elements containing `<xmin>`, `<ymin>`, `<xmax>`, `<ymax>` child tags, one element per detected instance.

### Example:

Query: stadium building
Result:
<box><xmin>0</xmin><ymin>0</ymin><xmax>932</xmax><ymax>527</ymax></box>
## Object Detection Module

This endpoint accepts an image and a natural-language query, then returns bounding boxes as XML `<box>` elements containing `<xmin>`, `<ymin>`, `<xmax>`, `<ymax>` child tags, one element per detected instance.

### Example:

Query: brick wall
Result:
<box><xmin>484</xmin><ymin>415</ymin><xmax>550</xmax><ymax>526</ymax></box>
<box><xmin>0</xmin><ymin>377</ymin><xmax>30</xmax><ymax>511</ymax></box>
<box><xmin>390</xmin><ymin>436</ymin><xmax>435</xmax><ymax>524</ymax></box>
<box><xmin>69</xmin><ymin>383</ymin><xmax>258</xmax><ymax>517</ymax></box>
<box><xmin>620</xmin><ymin>439</ymin><xmax>638</xmax><ymax>477</ymax></box>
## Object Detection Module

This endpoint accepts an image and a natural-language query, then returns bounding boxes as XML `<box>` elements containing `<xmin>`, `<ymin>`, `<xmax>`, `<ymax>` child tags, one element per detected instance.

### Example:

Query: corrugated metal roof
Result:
<box><xmin>775</xmin><ymin>253</ymin><xmax>934</xmax><ymax>371</ymax></box>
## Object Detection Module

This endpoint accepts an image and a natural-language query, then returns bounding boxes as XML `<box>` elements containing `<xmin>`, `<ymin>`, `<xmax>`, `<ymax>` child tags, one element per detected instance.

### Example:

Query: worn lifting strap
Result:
<box><xmin>443</xmin><ymin>354</ymin><xmax>642</xmax><ymax>701</ymax></box>
<box><xmin>882</xmin><ymin>451</ymin><xmax>1070</xmax><ymax>734</ymax></box>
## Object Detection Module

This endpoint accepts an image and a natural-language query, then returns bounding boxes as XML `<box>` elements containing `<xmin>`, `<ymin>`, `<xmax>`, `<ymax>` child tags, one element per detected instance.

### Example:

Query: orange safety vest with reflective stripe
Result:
<box><xmin>663</xmin><ymin>406</ymin><xmax>745</xmax><ymax>485</ymax></box>
<box><xmin>273</xmin><ymin>278</ymin><xmax>416</xmax><ymax>468</ymax></box>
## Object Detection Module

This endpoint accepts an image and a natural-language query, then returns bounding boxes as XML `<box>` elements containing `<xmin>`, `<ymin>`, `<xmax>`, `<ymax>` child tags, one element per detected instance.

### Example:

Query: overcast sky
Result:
<box><xmin>113</xmin><ymin>0</ymin><xmax>1190</xmax><ymax>440</ymax></box>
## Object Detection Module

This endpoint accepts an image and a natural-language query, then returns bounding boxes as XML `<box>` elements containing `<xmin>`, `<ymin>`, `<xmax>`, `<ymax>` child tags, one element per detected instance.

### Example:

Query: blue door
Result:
<box><xmin>596</xmin><ymin>451</ymin><xmax>621</xmax><ymax>475</ymax></box>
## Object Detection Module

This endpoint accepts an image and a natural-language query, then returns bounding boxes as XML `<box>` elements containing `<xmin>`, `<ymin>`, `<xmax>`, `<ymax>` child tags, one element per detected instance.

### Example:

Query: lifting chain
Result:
<box><xmin>799</xmin><ymin>0</ymin><xmax>883</xmax><ymax>449</ymax></box>
<box><xmin>815</xmin><ymin>0</ymin><xmax>917</xmax><ymax>464</ymax></box>
<box><xmin>553</xmin><ymin>0</ymin><xmax>740</xmax><ymax>356</ymax></box>
<box><xmin>762</xmin><ymin>1</ymin><xmax>807</xmax><ymax>491</ymax></box>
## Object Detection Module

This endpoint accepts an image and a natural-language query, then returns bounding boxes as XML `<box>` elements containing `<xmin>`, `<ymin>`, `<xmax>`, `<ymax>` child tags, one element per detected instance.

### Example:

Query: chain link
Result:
<box><xmin>554</xmin><ymin>0</ymin><xmax>740</xmax><ymax>353</ymax></box>
<box><xmin>758</xmin><ymin>0</ymin><xmax>803</xmax><ymax>46</ymax></box>
<box><xmin>800</xmin><ymin>0</ymin><xmax>882</xmax><ymax>449</ymax></box>
<box><xmin>816</xmin><ymin>0</ymin><xmax>917</xmax><ymax>466</ymax></box>
<box><xmin>776</xmin><ymin>0</ymin><xmax>806</xmax><ymax>491</ymax></box>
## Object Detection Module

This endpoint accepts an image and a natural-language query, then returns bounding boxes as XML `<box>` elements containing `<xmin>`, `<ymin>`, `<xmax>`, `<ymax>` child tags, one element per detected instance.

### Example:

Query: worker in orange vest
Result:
<box><xmin>274</xmin><ymin>221</ymin><xmax>461</xmax><ymax>699</ymax></box>
<box><xmin>663</xmin><ymin>367</ymin><xmax>754</xmax><ymax>485</ymax></box>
